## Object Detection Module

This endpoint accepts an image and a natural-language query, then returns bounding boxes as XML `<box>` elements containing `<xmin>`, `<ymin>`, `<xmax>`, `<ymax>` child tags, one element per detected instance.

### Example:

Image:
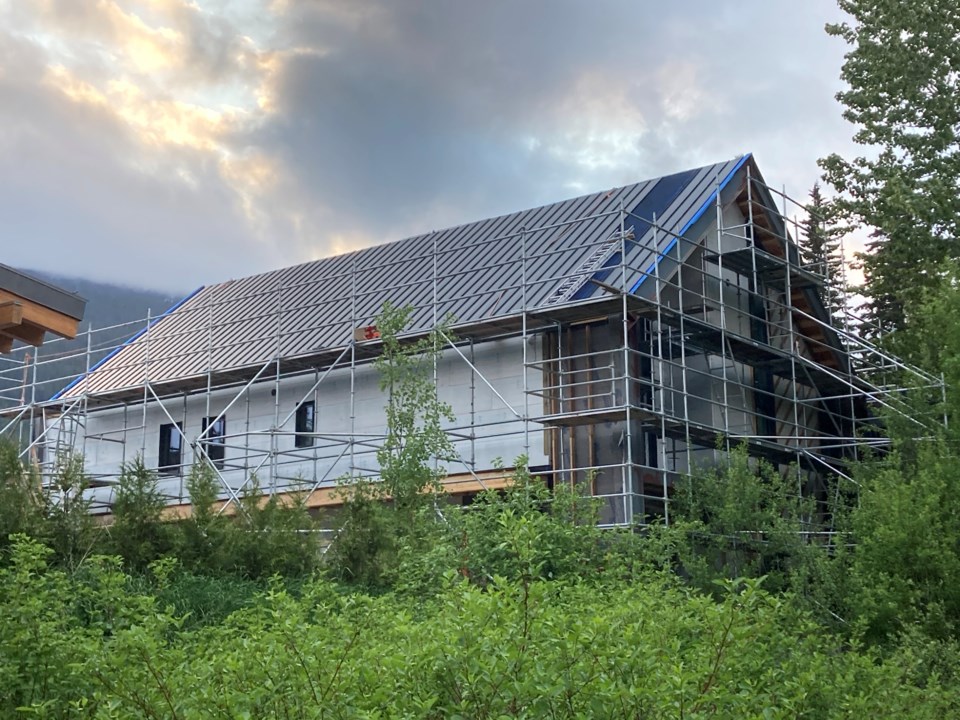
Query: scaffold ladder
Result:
<box><xmin>541</xmin><ymin>229</ymin><xmax>632</xmax><ymax>307</ymax></box>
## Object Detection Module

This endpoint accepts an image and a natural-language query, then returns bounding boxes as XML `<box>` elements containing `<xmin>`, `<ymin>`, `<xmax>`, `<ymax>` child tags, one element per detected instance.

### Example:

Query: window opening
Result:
<box><xmin>295</xmin><ymin>401</ymin><xmax>315</xmax><ymax>448</ymax></box>
<box><xmin>159</xmin><ymin>422</ymin><xmax>183</xmax><ymax>475</ymax></box>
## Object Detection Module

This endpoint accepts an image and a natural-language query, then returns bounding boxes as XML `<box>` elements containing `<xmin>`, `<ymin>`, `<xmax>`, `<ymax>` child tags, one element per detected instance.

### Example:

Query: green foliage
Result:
<box><xmin>3</xmin><ymin>545</ymin><xmax>956</xmax><ymax>718</ymax></box>
<box><xmin>0</xmin><ymin>536</ymin><xmax>92</xmax><ymax>716</ymax></box>
<box><xmin>328</xmin><ymin>302</ymin><xmax>455</xmax><ymax>588</ymax></box>
<box><xmin>0</xmin><ymin>443</ymin><xmax>100</xmax><ymax>572</ymax></box>
<box><xmin>171</xmin><ymin>460</ymin><xmax>229</xmax><ymax>574</ymax></box>
<box><xmin>108</xmin><ymin>455</ymin><xmax>172</xmax><ymax>572</ymax></box>
<box><xmin>883</xmin><ymin>263</ymin><xmax>960</xmax><ymax>399</ymax></box>
<box><xmin>373</xmin><ymin>301</ymin><xmax>455</xmax><ymax>509</ymax></box>
<box><xmin>801</xmin><ymin>182</ymin><xmax>847</xmax><ymax>322</ymax></box>
<box><xmin>42</xmin><ymin>452</ymin><xmax>97</xmax><ymax>571</ymax></box>
<box><xmin>130</xmin><ymin>558</ymin><xmax>260</xmax><ymax>631</ymax></box>
<box><xmin>668</xmin><ymin>447</ymin><xmax>849</xmax><ymax>623</ymax></box>
<box><xmin>821</xmin><ymin>0</ymin><xmax>960</xmax><ymax>331</ymax></box>
<box><xmin>0</xmin><ymin>534</ymin><xmax>157</xmax><ymax>718</ymax></box>
<box><xmin>848</xmin><ymin>439</ymin><xmax>960</xmax><ymax>644</ymax></box>
<box><xmin>326</xmin><ymin>479</ymin><xmax>401</xmax><ymax>589</ymax></box>
<box><xmin>172</xmin><ymin>463</ymin><xmax>321</xmax><ymax>581</ymax></box>
<box><xmin>823</xmin><ymin>274</ymin><xmax>960</xmax><ymax>643</ymax></box>
<box><xmin>401</xmin><ymin>461</ymin><xmax>607</xmax><ymax>592</ymax></box>
<box><xmin>0</xmin><ymin>439</ymin><xmax>46</xmax><ymax>553</ymax></box>
<box><xmin>2</xmin><ymin>442</ymin><xmax>960</xmax><ymax>713</ymax></box>
<box><xmin>215</xmin><ymin>477</ymin><xmax>321</xmax><ymax>580</ymax></box>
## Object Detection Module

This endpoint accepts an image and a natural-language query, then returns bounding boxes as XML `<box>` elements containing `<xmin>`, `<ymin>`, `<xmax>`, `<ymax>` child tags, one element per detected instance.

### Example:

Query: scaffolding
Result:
<box><xmin>0</xmin><ymin>167</ymin><xmax>944</xmax><ymax>526</ymax></box>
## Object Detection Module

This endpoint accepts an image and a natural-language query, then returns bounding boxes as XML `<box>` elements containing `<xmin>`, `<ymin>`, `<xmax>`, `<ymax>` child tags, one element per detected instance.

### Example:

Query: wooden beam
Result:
<box><xmin>0</xmin><ymin>336</ymin><xmax>12</xmax><ymax>354</ymax></box>
<box><xmin>0</xmin><ymin>300</ymin><xmax>23</xmax><ymax>330</ymax></box>
<box><xmin>1</xmin><ymin>322</ymin><xmax>46</xmax><ymax>347</ymax></box>
<box><xmin>0</xmin><ymin>289</ymin><xmax>79</xmax><ymax>339</ymax></box>
<box><xmin>143</xmin><ymin>469</ymin><xmax>518</xmax><ymax>521</ymax></box>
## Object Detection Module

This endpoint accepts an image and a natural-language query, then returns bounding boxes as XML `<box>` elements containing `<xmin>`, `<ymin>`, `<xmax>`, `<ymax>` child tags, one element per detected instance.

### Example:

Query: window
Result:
<box><xmin>295</xmin><ymin>401</ymin><xmax>315</xmax><ymax>448</ymax></box>
<box><xmin>159</xmin><ymin>422</ymin><xmax>183</xmax><ymax>475</ymax></box>
<box><xmin>202</xmin><ymin>416</ymin><xmax>226</xmax><ymax>469</ymax></box>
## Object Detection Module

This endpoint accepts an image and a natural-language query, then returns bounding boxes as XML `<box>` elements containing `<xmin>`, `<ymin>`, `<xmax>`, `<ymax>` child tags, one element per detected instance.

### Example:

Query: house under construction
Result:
<box><xmin>0</xmin><ymin>155</ymin><xmax>943</xmax><ymax>526</ymax></box>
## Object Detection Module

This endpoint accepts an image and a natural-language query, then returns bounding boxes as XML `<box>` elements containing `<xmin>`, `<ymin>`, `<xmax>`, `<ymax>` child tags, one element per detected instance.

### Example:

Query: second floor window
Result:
<box><xmin>158</xmin><ymin>422</ymin><xmax>183</xmax><ymax>475</ymax></box>
<box><xmin>295</xmin><ymin>401</ymin><xmax>315</xmax><ymax>448</ymax></box>
<box><xmin>202</xmin><ymin>416</ymin><xmax>226</xmax><ymax>469</ymax></box>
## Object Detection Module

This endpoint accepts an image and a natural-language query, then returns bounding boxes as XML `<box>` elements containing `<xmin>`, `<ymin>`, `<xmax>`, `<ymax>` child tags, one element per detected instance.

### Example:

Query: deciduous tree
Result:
<box><xmin>820</xmin><ymin>0</ymin><xmax>960</xmax><ymax>332</ymax></box>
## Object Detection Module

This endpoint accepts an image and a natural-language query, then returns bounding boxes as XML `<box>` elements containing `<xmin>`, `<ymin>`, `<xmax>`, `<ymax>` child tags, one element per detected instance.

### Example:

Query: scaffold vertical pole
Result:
<box><xmin>620</xmin><ymin>199</ymin><xmax>634</xmax><ymax>525</ymax></box>
<box><xmin>715</xmin><ymin>173</ymin><xmax>731</xmax><ymax>454</ymax></box>
<box><xmin>522</xmin><ymin>226</ymin><xmax>530</xmax><ymax>458</ymax></box>
<box><xmin>141</xmin><ymin>308</ymin><xmax>152</xmax><ymax>459</ymax></box>
<box><xmin>653</xmin><ymin>212</ymin><xmax>669</xmax><ymax>524</ymax></box>
<box><xmin>349</xmin><ymin>261</ymin><xmax>357</xmax><ymax>479</ymax></box>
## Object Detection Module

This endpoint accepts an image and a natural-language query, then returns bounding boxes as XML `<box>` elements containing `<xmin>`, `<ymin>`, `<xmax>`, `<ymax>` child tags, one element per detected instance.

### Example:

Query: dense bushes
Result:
<box><xmin>2</xmin><ymin>439</ymin><xmax>960</xmax><ymax>716</ymax></box>
<box><xmin>0</xmin><ymin>450</ymin><xmax>958</xmax><ymax>716</ymax></box>
<box><xmin>3</xmin><ymin>295</ymin><xmax>960</xmax><ymax>715</ymax></box>
<box><xmin>2</xmin><ymin>533</ymin><xmax>958</xmax><ymax>718</ymax></box>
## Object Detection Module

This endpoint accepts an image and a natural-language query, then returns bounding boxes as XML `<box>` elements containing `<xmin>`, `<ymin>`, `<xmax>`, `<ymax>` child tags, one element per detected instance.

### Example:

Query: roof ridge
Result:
<box><xmin>205</xmin><ymin>157</ymin><xmax>746</xmax><ymax>290</ymax></box>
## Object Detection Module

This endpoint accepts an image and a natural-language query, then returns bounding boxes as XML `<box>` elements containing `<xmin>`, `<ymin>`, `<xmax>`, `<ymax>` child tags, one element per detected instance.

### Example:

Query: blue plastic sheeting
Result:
<box><xmin>630</xmin><ymin>154</ymin><xmax>750</xmax><ymax>294</ymax></box>
<box><xmin>571</xmin><ymin>167</ymin><xmax>702</xmax><ymax>300</ymax></box>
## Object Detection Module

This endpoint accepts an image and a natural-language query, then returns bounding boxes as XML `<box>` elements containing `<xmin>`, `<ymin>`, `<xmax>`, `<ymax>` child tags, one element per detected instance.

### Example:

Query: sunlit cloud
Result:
<box><xmin>0</xmin><ymin>0</ymin><xmax>857</xmax><ymax>291</ymax></box>
<box><xmin>45</xmin><ymin>65</ymin><xmax>242</xmax><ymax>152</ymax></box>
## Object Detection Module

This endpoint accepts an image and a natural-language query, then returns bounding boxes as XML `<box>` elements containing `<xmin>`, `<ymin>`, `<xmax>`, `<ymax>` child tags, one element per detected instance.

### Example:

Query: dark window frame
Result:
<box><xmin>295</xmin><ymin>401</ymin><xmax>315</xmax><ymax>448</ymax></box>
<box><xmin>159</xmin><ymin>421</ymin><xmax>184</xmax><ymax>475</ymax></box>
<box><xmin>202</xmin><ymin>416</ymin><xmax>226</xmax><ymax>469</ymax></box>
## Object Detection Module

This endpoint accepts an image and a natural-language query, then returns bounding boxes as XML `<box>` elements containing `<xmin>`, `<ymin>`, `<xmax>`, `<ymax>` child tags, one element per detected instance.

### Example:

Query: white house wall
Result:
<box><xmin>56</xmin><ymin>336</ymin><xmax>545</xmax><ymax>507</ymax></box>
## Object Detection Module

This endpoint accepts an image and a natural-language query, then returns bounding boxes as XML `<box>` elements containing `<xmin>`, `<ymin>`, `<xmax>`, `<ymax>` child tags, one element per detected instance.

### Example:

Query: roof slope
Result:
<box><xmin>59</xmin><ymin>156</ymin><xmax>745</xmax><ymax>399</ymax></box>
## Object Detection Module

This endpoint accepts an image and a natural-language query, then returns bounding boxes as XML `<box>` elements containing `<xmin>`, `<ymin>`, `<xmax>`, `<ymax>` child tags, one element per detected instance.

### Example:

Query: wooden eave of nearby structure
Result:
<box><xmin>0</xmin><ymin>265</ymin><xmax>85</xmax><ymax>354</ymax></box>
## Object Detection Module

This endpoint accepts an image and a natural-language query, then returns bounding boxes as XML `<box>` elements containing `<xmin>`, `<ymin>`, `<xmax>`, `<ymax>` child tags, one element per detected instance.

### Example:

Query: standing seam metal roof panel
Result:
<box><xmin>60</xmin><ymin>158</ymin><xmax>747</xmax><ymax>398</ymax></box>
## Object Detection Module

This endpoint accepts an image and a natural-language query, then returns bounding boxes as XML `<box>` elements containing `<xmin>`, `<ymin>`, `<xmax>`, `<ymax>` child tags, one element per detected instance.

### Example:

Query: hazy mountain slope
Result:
<box><xmin>27</xmin><ymin>270</ymin><xmax>183</xmax><ymax>334</ymax></box>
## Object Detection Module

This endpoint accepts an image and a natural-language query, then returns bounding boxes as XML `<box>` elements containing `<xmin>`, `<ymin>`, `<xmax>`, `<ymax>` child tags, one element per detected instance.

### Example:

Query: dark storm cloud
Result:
<box><xmin>253</xmin><ymin>0</ymin><xmax>852</xmax><ymax>255</ymax></box>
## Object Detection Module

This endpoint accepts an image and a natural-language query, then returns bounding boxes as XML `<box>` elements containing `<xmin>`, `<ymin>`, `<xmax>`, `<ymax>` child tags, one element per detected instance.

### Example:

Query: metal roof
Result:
<box><xmin>58</xmin><ymin>156</ymin><xmax>746</xmax><ymax>400</ymax></box>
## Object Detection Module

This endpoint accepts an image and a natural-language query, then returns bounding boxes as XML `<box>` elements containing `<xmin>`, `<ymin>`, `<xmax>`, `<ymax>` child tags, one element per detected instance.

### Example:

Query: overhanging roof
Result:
<box><xmin>0</xmin><ymin>265</ymin><xmax>86</xmax><ymax>353</ymax></box>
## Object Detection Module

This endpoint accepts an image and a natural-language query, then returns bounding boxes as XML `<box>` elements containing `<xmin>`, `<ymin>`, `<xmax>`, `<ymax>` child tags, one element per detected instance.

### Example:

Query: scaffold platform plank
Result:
<box><xmin>703</xmin><ymin>247</ymin><xmax>823</xmax><ymax>288</ymax></box>
<box><xmin>626</xmin><ymin>293</ymin><xmax>861</xmax><ymax>395</ymax></box>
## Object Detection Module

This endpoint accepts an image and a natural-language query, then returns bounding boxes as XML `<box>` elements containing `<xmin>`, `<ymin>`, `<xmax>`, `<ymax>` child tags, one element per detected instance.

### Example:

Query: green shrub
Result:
<box><xmin>108</xmin><ymin>455</ymin><xmax>173</xmax><ymax>571</ymax></box>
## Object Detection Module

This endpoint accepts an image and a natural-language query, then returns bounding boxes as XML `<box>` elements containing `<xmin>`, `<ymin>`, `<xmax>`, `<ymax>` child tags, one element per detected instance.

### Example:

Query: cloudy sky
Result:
<box><xmin>0</xmin><ymin>0</ymin><xmax>854</xmax><ymax>293</ymax></box>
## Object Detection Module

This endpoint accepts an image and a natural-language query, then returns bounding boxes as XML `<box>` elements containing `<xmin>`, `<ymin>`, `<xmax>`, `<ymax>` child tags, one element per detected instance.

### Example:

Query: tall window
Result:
<box><xmin>295</xmin><ymin>401</ymin><xmax>315</xmax><ymax>448</ymax></box>
<box><xmin>202</xmin><ymin>416</ymin><xmax>226</xmax><ymax>469</ymax></box>
<box><xmin>158</xmin><ymin>422</ymin><xmax>183</xmax><ymax>475</ymax></box>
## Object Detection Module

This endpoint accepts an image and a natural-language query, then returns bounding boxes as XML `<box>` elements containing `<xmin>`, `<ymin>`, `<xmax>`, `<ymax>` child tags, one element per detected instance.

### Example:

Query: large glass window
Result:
<box><xmin>202</xmin><ymin>416</ymin><xmax>226</xmax><ymax>469</ymax></box>
<box><xmin>295</xmin><ymin>401</ymin><xmax>315</xmax><ymax>448</ymax></box>
<box><xmin>158</xmin><ymin>422</ymin><xmax>183</xmax><ymax>475</ymax></box>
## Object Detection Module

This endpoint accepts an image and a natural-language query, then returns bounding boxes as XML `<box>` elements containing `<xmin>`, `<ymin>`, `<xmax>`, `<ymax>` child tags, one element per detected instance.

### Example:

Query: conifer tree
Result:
<box><xmin>801</xmin><ymin>183</ymin><xmax>846</xmax><ymax>325</ymax></box>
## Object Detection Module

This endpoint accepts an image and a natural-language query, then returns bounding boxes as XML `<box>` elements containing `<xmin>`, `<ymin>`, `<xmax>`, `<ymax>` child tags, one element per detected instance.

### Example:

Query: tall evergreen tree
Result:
<box><xmin>801</xmin><ymin>183</ymin><xmax>846</xmax><ymax>325</ymax></box>
<box><xmin>820</xmin><ymin>0</ymin><xmax>960</xmax><ymax>333</ymax></box>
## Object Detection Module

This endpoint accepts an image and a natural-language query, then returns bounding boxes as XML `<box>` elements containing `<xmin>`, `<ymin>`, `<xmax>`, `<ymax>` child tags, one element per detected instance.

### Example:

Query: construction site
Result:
<box><xmin>0</xmin><ymin>155</ymin><xmax>944</xmax><ymax>526</ymax></box>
